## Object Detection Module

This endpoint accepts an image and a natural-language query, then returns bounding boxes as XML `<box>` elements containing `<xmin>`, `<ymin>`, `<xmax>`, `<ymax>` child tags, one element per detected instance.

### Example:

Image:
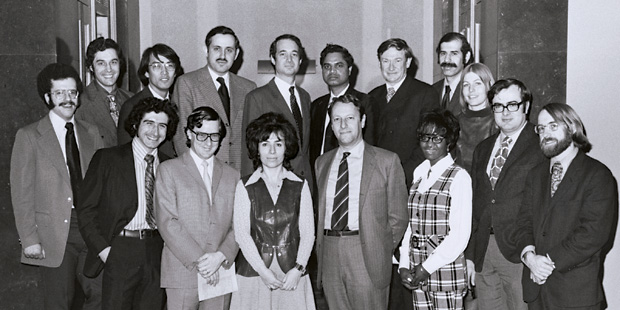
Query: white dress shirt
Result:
<box><xmin>274</xmin><ymin>76</ymin><xmax>302</xmax><ymax>116</ymax></box>
<box><xmin>124</xmin><ymin>138</ymin><xmax>159</xmax><ymax>230</ymax></box>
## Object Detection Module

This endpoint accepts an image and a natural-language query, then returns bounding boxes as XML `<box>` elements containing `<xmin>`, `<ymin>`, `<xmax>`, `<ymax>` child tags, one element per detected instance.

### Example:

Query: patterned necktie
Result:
<box><xmin>107</xmin><ymin>94</ymin><xmax>119</xmax><ymax>127</ymax></box>
<box><xmin>441</xmin><ymin>85</ymin><xmax>451</xmax><ymax>109</ymax></box>
<box><xmin>386</xmin><ymin>87</ymin><xmax>396</xmax><ymax>102</ymax></box>
<box><xmin>144</xmin><ymin>154</ymin><xmax>156</xmax><ymax>229</ymax></box>
<box><xmin>216</xmin><ymin>77</ymin><xmax>230</xmax><ymax>120</ymax></box>
<box><xmin>65</xmin><ymin>122</ymin><xmax>82</xmax><ymax>205</ymax></box>
<box><xmin>202</xmin><ymin>160</ymin><xmax>212</xmax><ymax>203</ymax></box>
<box><xmin>489</xmin><ymin>136</ymin><xmax>512</xmax><ymax>189</ymax></box>
<box><xmin>550</xmin><ymin>162</ymin><xmax>563</xmax><ymax>197</ymax></box>
<box><xmin>331</xmin><ymin>152</ymin><xmax>351</xmax><ymax>230</ymax></box>
<box><xmin>289</xmin><ymin>86</ymin><xmax>304</xmax><ymax>146</ymax></box>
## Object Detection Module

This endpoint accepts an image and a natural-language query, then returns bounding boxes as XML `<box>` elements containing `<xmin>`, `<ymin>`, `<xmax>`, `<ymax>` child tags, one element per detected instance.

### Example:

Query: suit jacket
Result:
<box><xmin>11</xmin><ymin>114</ymin><xmax>103</xmax><ymax>267</ymax></box>
<box><xmin>369</xmin><ymin>76</ymin><xmax>439</xmax><ymax>186</ymax></box>
<box><xmin>76</xmin><ymin>143</ymin><xmax>169</xmax><ymax>277</ymax></box>
<box><xmin>155</xmin><ymin>152</ymin><xmax>240</xmax><ymax>288</ymax></box>
<box><xmin>172</xmin><ymin>66</ymin><xmax>257</xmax><ymax>170</ymax></box>
<box><xmin>76</xmin><ymin>82</ymin><xmax>133</xmax><ymax>148</ymax></box>
<box><xmin>513</xmin><ymin>151</ymin><xmax>617</xmax><ymax>308</ymax></box>
<box><xmin>309</xmin><ymin>87</ymin><xmax>375</xmax><ymax>168</ymax></box>
<box><xmin>242</xmin><ymin>78</ymin><xmax>313</xmax><ymax>184</ymax></box>
<box><xmin>465</xmin><ymin>122</ymin><xmax>545</xmax><ymax>270</ymax></box>
<box><xmin>433</xmin><ymin>79</ymin><xmax>463</xmax><ymax>116</ymax></box>
<box><xmin>314</xmin><ymin>142</ymin><xmax>408</xmax><ymax>289</ymax></box>
<box><xmin>117</xmin><ymin>87</ymin><xmax>176</xmax><ymax>158</ymax></box>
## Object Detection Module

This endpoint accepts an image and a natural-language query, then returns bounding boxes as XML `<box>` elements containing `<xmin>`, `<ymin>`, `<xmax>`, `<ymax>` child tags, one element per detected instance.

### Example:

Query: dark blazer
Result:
<box><xmin>309</xmin><ymin>87</ymin><xmax>375</xmax><ymax>167</ymax></box>
<box><xmin>315</xmin><ymin>142</ymin><xmax>408</xmax><ymax>289</ymax></box>
<box><xmin>117</xmin><ymin>88</ymin><xmax>176</xmax><ymax>158</ymax></box>
<box><xmin>76</xmin><ymin>143</ymin><xmax>169</xmax><ymax>277</ymax></box>
<box><xmin>465</xmin><ymin>122</ymin><xmax>545</xmax><ymax>270</ymax></box>
<box><xmin>433</xmin><ymin>79</ymin><xmax>463</xmax><ymax>116</ymax></box>
<box><xmin>11</xmin><ymin>115</ymin><xmax>103</xmax><ymax>267</ymax></box>
<box><xmin>369</xmin><ymin>76</ymin><xmax>439</xmax><ymax>185</ymax></box>
<box><xmin>242</xmin><ymin>78</ymin><xmax>312</xmax><ymax>184</ymax></box>
<box><xmin>513</xmin><ymin>151</ymin><xmax>616</xmax><ymax>308</ymax></box>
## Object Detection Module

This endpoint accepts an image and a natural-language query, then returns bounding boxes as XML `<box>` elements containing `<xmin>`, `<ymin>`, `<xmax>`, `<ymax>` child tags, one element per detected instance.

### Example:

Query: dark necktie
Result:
<box><xmin>144</xmin><ymin>154</ymin><xmax>156</xmax><ymax>229</ymax></box>
<box><xmin>323</xmin><ymin>98</ymin><xmax>338</xmax><ymax>154</ymax></box>
<box><xmin>216</xmin><ymin>77</ymin><xmax>230</xmax><ymax>120</ymax></box>
<box><xmin>550</xmin><ymin>162</ymin><xmax>563</xmax><ymax>197</ymax></box>
<box><xmin>289</xmin><ymin>86</ymin><xmax>304</xmax><ymax>146</ymax></box>
<box><xmin>107</xmin><ymin>94</ymin><xmax>119</xmax><ymax>126</ymax></box>
<box><xmin>331</xmin><ymin>152</ymin><xmax>351</xmax><ymax>230</ymax></box>
<box><xmin>441</xmin><ymin>85</ymin><xmax>451</xmax><ymax>109</ymax></box>
<box><xmin>489</xmin><ymin>136</ymin><xmax>512</xmax><ymax>189</ymax></box>
<box><xmin>65</xmin><ymin>122</ymin><xmax>82</xmax><ymax>205</ymax></box>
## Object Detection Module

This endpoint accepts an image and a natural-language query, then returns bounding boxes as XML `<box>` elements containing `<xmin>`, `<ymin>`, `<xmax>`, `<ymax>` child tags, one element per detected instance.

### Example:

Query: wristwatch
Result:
<box><xmin>294</xmin><ymin>263</ymin><xmax>306</xmax><ymax>273</ymax></box>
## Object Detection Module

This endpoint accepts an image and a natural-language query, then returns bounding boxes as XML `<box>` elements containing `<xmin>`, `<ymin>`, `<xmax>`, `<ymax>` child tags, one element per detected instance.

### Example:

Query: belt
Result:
<box><xmin>324</xmin><ymin>229</ymin><xmax>359</xmax><ymax>237</ymax></box>
<box><xmin>118</xmin><ymin>229</ymin><xmax>159</xmax><ymax>239</ymax></box>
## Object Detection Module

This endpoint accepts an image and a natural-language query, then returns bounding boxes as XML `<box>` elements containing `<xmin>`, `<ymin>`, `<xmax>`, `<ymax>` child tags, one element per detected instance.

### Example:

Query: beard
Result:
<box><xmin>541</xmin><ymin>135</ymin><xmax>572</xmax><ymax>158</ymax></box>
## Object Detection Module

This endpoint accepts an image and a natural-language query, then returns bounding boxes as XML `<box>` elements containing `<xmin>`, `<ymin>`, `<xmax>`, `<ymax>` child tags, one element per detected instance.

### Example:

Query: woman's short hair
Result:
<box><xmin>245</xmin><ymin>112</ymin><xmax>299</xmax><ymax>171</ymax></box>
<box><xmin>417</xmin><ymin>109</ymin><xmax>460</xmax><ymax>151</ymax></box>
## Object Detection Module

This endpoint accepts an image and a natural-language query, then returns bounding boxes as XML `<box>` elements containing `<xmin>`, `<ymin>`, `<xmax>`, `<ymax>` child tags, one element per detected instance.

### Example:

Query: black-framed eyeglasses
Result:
<box><xmin>534</xmin><ymin>122</ymin><xmax>563</xmax><ymax>134</ymax></box>
<box><xmin>418</xmin><ymin>134</ymin><xmax>445</xmax><ymax>143</ymax></box>
<box><xmin>50</xmin><ymin>89</ymin><xmax>79</xmax><ymax>100</ymax></box>
<box><xmin>149</xmin><ymin>62</ymin><xmax>176</xmax><ymax>72</ymax></box>
<box><xmin>189</xmin><ymin>128</ymin><xmax>220</xmax><ymax>142</ymax></box>
<box><xmin>492</xmin><ymin>101</ymin><xmax>523</xmax><ymax>113</ymax></box>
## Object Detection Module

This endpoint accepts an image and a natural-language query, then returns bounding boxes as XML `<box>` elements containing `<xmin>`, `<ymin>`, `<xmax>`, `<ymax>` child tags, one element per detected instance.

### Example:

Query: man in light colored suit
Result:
<box><xmin>315</xmin><ymin>94</ymin><xmax>408</xmax><ymax>310</ymax></box>
<box><xmin>173</xmin><ymin>26</ymin><xmax>257</xmax><ymax>170</ymax></box>
<box><xmin>242</xmin><ymin>34</ymin><xmax>313</xmax><ymax>185</ymax></box>
<box><xmin>11</xmin><ymin>63</ymin><xmax>104</xmax><ymax>309</ymax></box>
<box><xmin>156</xmin><ymin>106</ymin><xmax>240</xmax><ymax>309</ymax></box>
<box><xmin>76</xmin><ymin>37</ymin><xmax>133</xmax><ymax>147</ymax></box>
<box><xmin>432</xmin><ymin>32</ymin><xmax>473</xmax><ymax>116</ymax></box>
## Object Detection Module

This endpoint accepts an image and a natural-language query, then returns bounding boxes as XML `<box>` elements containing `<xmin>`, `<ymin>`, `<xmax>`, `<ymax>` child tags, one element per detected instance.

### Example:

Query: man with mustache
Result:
<box><xmin>173</xmin><ymin>26</ymin><xmax>257</xmax><ymax>171</ymax></box>
<box><xmin>309</xmin><ymin>44</ymin><xmax>375</xmax><ymax>169</ymax></box>
<box><xmin>11</xmin><ymin>63</ymin><xmax>104</xmax><ymax>309</ymax></box>
<box><xmin>432</xmin><ymin>32</ymin><xmax>473</xmax><ymax>116</ymax></box>
<box><xmin>466</xmin><ymin>79</ymin><xmax>544</xmax><ymax>310</ymax></box>
<box><xmin>512</xmin><ymin>103</ymin><xmax>616</xmax><ymax>310</ymax></box>
<box><xmin>77</xmin><ymin>37</ymin><xmax>134</xmax><ymax>148</ymax></box>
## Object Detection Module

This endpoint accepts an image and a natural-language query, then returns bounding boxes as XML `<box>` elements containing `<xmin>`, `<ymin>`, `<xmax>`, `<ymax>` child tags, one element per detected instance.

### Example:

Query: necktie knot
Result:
<box><xmin>289</xmin><ymin>86</ymin><xmax>295</xmax><ymax>95</ymax></box>
<box><xmin>342</xmin><ymin>152</ymin><xmax>351</xmax><ymax>160</ymax></box>
<box><xmin>145</xmin><ymin>154</ymin><xmax>154</xmax><ymax>164</ymax></box>
<box><xmin>107</xmin><ymin>94</ymin><xmax>116</xmax><ymax>103</ymax></box>
<box><xmin>216</xmin><ymin>77</ymin><xmax>226</xmax><ymax>87</ymax></box>
<box><xmin>386</xmin><ymin>87</ymin><xmax>396</xmax><ymax>102</ymax></box>
<box><xmin>65</xmin><ymin>122</ymin><xmax>74</xmax><ymax>132</ymax></box>
<box><xmin>502</xmin><ymin>136</ymin><xmax>512</xmax><ymax>146</ymax></box>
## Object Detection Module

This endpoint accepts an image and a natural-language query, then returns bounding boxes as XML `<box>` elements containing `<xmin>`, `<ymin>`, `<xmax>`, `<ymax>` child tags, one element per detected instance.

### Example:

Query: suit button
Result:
<box><xmin>542</xmin><ymin>232</ymin><xmax>546</xmax><ymax>237</ymax></box>
<box><xmin>277</xmin><ymin>252</ymin><xmax>281</xmax><ymax>256</ymax></box>
<box><xmin>415</xmin><ymin>230</ymin><xmax>420</xmax><ymax>234</ymax></box>
<box><xmin>301</xmin><ymin>171</ymin><xmax>305</xmax><ymax>175</ymax></box>
<box><xmin>416</xmin><ymin>213</ymin><xmax>420</xmax><ymax>217</ymax></box>
<box><xmin>68</xmin><ymin>197</ymin><xmax>72</xmax><ymax>201</ymax></box>
<box><xmin>491</xmin><ymin>199</ymin><xmax>495</xmax><ymax>204</ymax></box>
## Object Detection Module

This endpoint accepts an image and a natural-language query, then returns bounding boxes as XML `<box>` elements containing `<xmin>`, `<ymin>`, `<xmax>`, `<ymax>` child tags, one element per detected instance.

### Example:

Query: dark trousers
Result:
<box><xmin>40</xmin><ymin>210</ymin><xmax>102</xmax><ymax>310</ymax></box>
<box><xmin>388</xmin><ymin>264</ymin><xmax>413</xmax><ymax>310</ymax></box>
<box><xmin>103</xmin><ymin>234</ymin><xmax>165</xmax><ymax>310</ymax></box>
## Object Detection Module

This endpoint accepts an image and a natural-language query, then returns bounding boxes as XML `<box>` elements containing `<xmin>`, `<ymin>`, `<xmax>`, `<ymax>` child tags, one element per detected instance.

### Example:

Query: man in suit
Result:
<box><xmin>513</xmin><ymin>103</ymin><xmax>617</xmax><ymax>310</ymax></box>
<box><xmin>369</xmin><ymin>38</ymin><xmax>439</xmax><ymax>187</ymax></box>
<box><xmin>310</xmin><ymin>43</ymin><xmax>375</xmax><ymax>168</ymax></box>
<box><xmin>432</xmin><ymin>32</ymin><xmax>473</xmax><ymax>116</ymax></box>
<box><xmin>118</xmin><ymin>43</ymin><xmax>183</xmax><ymax>158</ymax></box>
<box><xmin>11</xmin><ymin>63</ymin><xmax>104</xmax><ymax>309</ymax></box>
<box><xmin>76</xmin><ymin>37</ymin><xmax>134</xmax><ymax>148</ymax></box>
<box><xmin>156</xmin><ymin>106</ymin><xmax>240</xmax><ymax>309</ymax></box>
<box><xmin>77</xmin><ymin>97</ymin><xmax>179</xmax><ymax>309</ymax></box>
<box><xmin>173</xmin><ymin>26</ymin><xmax>257</xmax><ymax>170</ymax></box>
<box><xmin>315</xmin><ymin>94</ymin><xmax>408</xmax><ymax>310</ymax></box>
<box><xmin>465</xmin><ymin>79</ymin><xmax>544</xmax><ymax>310</ymax></box>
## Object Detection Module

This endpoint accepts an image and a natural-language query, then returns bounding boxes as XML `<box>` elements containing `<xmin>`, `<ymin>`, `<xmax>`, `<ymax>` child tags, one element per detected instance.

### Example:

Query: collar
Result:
<box><xmin>132</xmin><ymin>137</ymin><xmax>158</xmax><ymax>160</ymax></box>
<box><xmin>443</xmin><ymin>73</ymin><xmax>462</xmax><ymax>92</ymax></box>
<box><xmin>245</xmin><ymin>167</ymin><xmax>302</xmax><ymax>186</ymax></box>
<box><xmin>207</xmin><ymin>66</ymin><xmax>229</xmax><ymax>86</ymax></box>
<box><xmin>418</xmin><ymin>153</ymin><xmax>455</xmax><ymax>177</ymax></box>
<box><xmin>499</xmin><ymin>121</ymin><xmax>528</xmax><ymax>143</ymax></box>
<box><xmin>386</xmin><ymin>75</ymin><xmax>407</xmax><ymax>92</ymax></box>
<box><xmin>550</xmin><ymin>145</ymin><xmax>579</xmax><ymax>172</ymax></box>
<box><xmin>189</xmin><ymin>148</ymin><xmax>214</xmax><ymax>170</ymax></box>
<box><xmin>94</xmin><ymin>80</ymin><xmax>117</xmax><ymax>95</ymax></box>
<box><xmin>274</xmin><ymin>75</ymin><xmax>296</xmax><ymax>92</ymax></box>
<box><xmin>147</xmin><ymin>84</ymin><xmax>169</xmax><ymax>100</ymax></box>
<box><xmin>337</xmin><ymin>139</ymin><xmax>365</xmax><ymax>160</ymax></box>
<box><xmin>329</xmin><ymin>84</ymin><xmax>350</xmax><ymax>99</ymax></box>
<box><xmin>49</xmin><ymin>109</ymin><xmax>75</xmax><ymax>129</ymax></box>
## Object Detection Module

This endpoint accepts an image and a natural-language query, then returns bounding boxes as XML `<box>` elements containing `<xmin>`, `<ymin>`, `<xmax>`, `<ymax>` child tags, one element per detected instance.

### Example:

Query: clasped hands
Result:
<box><xmin>399</xmin><ymin>264</ymin><xmax>431</xmax><ymax>290</ymax></box>
<box><xmin>197</xmin><ymin>251</ymin><xmax>226</xmax><ymax>286</ymax></box>
<box><xmin>524</xmin><ymin>252</ymin><xmax>555</xmax><ymax>285</ymax></box>
<box><xmin>259</xmin><ymin>268</ymin><xmax>302</xmax><ymax>291</ymax></box>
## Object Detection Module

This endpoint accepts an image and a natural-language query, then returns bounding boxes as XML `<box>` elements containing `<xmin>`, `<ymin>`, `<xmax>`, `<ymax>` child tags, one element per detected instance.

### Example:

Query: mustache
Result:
<box><xmin>541</xmin><ymin>137</ymin><xmax>557</xmax><ymax>144</ymax></box>
<box><xmin>58</xmin><ymin>101</ymin><xmax>78</xmax><ymax>108</ymax></box>
<box><xmin>216</xmin><ymin>58</ymin><xmax>228</xmax><ymax>62</ymax></box>
<box><xmin>440</xmin><ymin>62</ymin><xmax>458</xmax><ymax>68</ymax></box>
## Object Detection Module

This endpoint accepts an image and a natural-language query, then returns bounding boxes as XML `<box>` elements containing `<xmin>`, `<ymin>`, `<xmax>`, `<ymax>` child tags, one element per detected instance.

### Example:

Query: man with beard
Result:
<box><xmin>118</xmin><ymin>44</ymin><xmax>183</xmax><ymax>158</ymax></box>
<box><xmin>466</xmin><ymin>79</ymin><xmax>544</xmax><ymax>310</ymax></box>
<box><xmin>512</xmin><ymin>103</ymin><xmax>616</xmax><ymax>310</ymax></box>
<box><xmin>11</xmin><ymin>63</ymin><xmax>104</xmax><ymax>309</ymax></box>
<box><xmin>310</xmin><ymin>44</ymin><xmax>375</xmax><ymax>168</ymax></box>
<box><xmin>173</xmin><ymin>26</ymin><xmax>257</xmax><ymax>171</ymax></box>
<box><xmin>432</xmin><ymin>32</ymin><xmax>473</xmax><ymax>116</ymax></box>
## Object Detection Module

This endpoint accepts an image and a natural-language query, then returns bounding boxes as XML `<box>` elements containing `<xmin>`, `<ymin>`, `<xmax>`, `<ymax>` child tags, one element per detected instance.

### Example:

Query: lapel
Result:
<box><xmin>494</xmin><ymin>123</ymin><xmax>535</xmax><ymax>187</ymax></box>
<box><xmin>384</xmin><ymin>76</ymin><xmax>413</xmax><ymax>113</ymax></box>
<box><xmin>75</xmin><ymin>120</ymin><xmax>96</xmax><ymax>177</ymax></box>
<box><xmin>266</xmin><ymin>78</ymin><xmax>299</xmax><ymax>129</ymax></box>
<box><xmin>358</xmin><ymin>143</ymin><xmax>377</xmax><ymax>214</ymax></box>
<box><xmin>181</xmin><ymin>151</ymin><xmax>209</xmax><ymax>193</ymax></box>
<box><xmin>228</xmin><ymin>73</ymin><xmax>243</xmax><ymax>124</ymax></box>
<box><xmin>544</xmin><ymin>152</ymin><xmax>583</xmax><ymax>217</ymax></box>
<box><xmin>478</xmin><ymin>132</ymin><xmax>500</xmax><ymax>188</ymax></box>
<box><xmin>211</xmin><ymin>157</ymin><xmax>224</xmax><ymax>200</ymax></box>
<box><xmin>199</xmin><ymin>66</ymin><xmax>230</xmax><ymax>124</ymax></box>
<box><xmin>118</xmin><ymin>143</ymin><xmax>139</xmax><ymax>215</ymax></box>
<box><xmin>37</xmin><ymin>115</ymin><xmax>71</xmax><ymax>186</ymax></box>
<box><xmin>85</xmin><ymin>82</ymin><xmax>116</xmax><ymax>130</ymax></box>
<box><xmin>451</xmin><ymin>83</ymin><xmax>462</xmax><ymax>106</ymax></box>
<box><xmin>317</xmin><ymin>149</ymin><xmax>338</xmax><ymax>230</ymax></box>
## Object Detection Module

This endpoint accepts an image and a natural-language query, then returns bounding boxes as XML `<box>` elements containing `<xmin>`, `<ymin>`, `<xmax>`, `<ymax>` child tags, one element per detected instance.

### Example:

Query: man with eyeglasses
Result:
<box><xmin>173</xmin><ymin>26</ymin><xmax>257</xmax><ymax>171</ymax></box>
<box><xmin>156</xmin><ymin>106</ymin><xmax>240</xmax><ymax>309</ymax></box>
<box><xmin>77</xmin><ymin>97</ymin><xmax>179</xmax><ymax>309</ymax></box>
<box><xmin>118</xmin><ymin>44</ymin><xmax>183</xmax><ymax>158</ymax></box>
<box><xmin>76</xmin><ymin>37</ymin><xmax>134</xmax><ymax>148</ymax></box>
<box><xmin>512</xmin><ymin>103</ymin><xmax>616</xmax><ymax>310</ymax></box>
<box><xmin>465</xmin><ymin>78</ymin><xmax>545</xmax><ymax>310</ymax></box>
<box><xmin>11</xmin><ymin>63</ymin><xmax>104</xmax><ymax>309</ymax></box>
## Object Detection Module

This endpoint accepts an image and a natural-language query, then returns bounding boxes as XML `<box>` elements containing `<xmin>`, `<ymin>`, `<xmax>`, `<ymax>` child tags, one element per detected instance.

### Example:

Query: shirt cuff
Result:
<box><xmin>521</xmin><ymin>245</ymin><xmax>536</xmax><ymax>263</ymax></box>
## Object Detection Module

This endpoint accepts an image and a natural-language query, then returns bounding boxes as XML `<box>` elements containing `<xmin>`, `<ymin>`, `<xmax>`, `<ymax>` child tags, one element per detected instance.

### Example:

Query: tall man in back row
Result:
<box><xmin>173</xmin><ymin>26</ymin><xmax>257</xmax><ymax>170</ymax></box>
<box><xmin>432</xmin><ymin>32</ymin><xmax>473</xmax><ymax>116</ymax></box>
<box><xmin>513</xmin><ymin>103</ymin><xmax>617</xmax><ymax>310</ymax></box>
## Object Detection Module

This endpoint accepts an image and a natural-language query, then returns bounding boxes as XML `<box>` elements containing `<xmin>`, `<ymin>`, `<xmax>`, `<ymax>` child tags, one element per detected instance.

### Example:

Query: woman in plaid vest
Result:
<box><xmin>398</xmin><ymin>110</ymin><xmax>473</xmax><ymax>309</ymax></box>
